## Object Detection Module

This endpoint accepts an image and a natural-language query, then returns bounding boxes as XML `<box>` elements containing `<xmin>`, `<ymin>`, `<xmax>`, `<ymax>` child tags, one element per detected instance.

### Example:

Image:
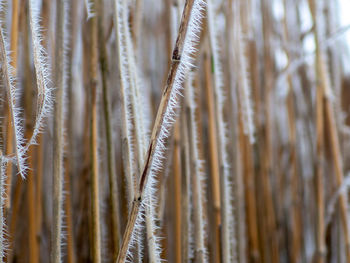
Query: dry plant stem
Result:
<box><xmin>0</xmin><ymin>5</ymin><xmax>23</xmax><ymax>176</ymax></box>
<box><xmin>64</xmin><ymin>159</ymin><xmax>76</xmax><ymax>263</ymax></box>
<box><xmin>6</xmin><ymin>178</ymin><xmax>23</xmax><ymax>262</ymax></box>
<box><xmin>171</xmin><ymin>9</ymin><xmax>184</xmax><ymax>262</ymax></box>
<box><xmin>52</xmin><ymin>1</ymin><xmax>66</xmax><ymax>262</ymax></box>
<box><xmin>132</xmin><ymin>0</ymin><xmax>143</xmax><ymax>54</ymax></box>
<box><xmin>260</xmin><ymin>1</ymin><xmax>279</xmax><ymax>261</ymax></box>
<box><xmin>180</xmin><ymin>109</ymin><xmax>192</xmax><ymax>262</ymax></box>
<box><xmin>97</xmin><ymin>0</ymin><xmax>120</xmax><ymax>258</ymax></box>
<box><xmin>114</xmin><ymin>0</ymin><xmax>136</xmax><ymax>205</ymax></box>
<box><xmin>226</xmin><ymin>2</ymin><xmax>247</xmax><ymax>262</ymax></box>
<box><xmin>7</xmin><ymin>5</ymin><xmax>30</xmax><ymax>258</ymax></box>
<box><xmin>309</xmin><ymin>1</ymin><xmax>342</xmax><ymax>261</ymax></box>
<box><xmin>325</xmin><ymin>94</ymin><xmax>350</xmax><ymax>259</ymax></box>
<box><xmin>244</xmin><ymin>48</ymin><xmax>260</xmax><ymax>263</ymax></box>
<box><xmin>312</xmin><ymin>1</ymin><xmax>350</xmax><ymax>259</ymax></box>
<box><xmin>203</xmin><ymin>50</ymin><xmax>221</xmax><ymax>263</ymax></box>
<box><xmin>27</xmin><ymin>0</ymin><xmax>52</xmax><ymax>151</ymax></box>
<box><xmin>65</xmin><ymin>3</ymin><xmax>77</xmax><ymax>262</ymax></box>
<box><xmin>173</xmin><ymin>121</ymin><xmax>182</xmax><ymax>263</ymax></box>
<box><xmin>24</xmin><ymin>2</ymin><xmax>39</xmax><ymax>258</ymax></box>
<box><xmin>119</xmin><ymin>7</ymin><xmax>153</xmax><ymax>260</ymax></box>
<box><xmin>0</xmin><ymin>151</ymin><xmax>4</xmax><ymax>260</ymax></box>
<box><xmin>116</xmin><ymin>1</ymin><xmax>197</xmax><ymax>261</ymax></box>
<box><xmin>28</xmin><ymin>148</ymin><xmax>39</xmax><ymax>263</ymax></box>
<box><xmin>185</xmin><ymin>79</ymin><xmax>206</xmax><ymax>262</ymax></box>
<box><xmin>5</xmin><ymin>0</ymin><xmax>20</xmax><ymax>210</ymax></box>
<box><xmin>239</xmin><ymin>116</ymin><xmax>259</xmax><ymax>262</ymax></box>
<box><xmin>315</xmin><ymin>65</ymin><xmax>325</xmax><ymax>262</ymax></box>
<box><xmin>282</xmin><ymin>7</ymin><xmax>302</xmax><ymax>260</ymax></box>
<box><xmin>90</xmin><ymin>10</ymin><xmax>101</xmax><ymax>263</ymax></box>
<box><xmin>207</xmin><ymin>1</ymin><xmax>234</xmax><ymax>260</ymax></box>
<box><xmin>35</xmin><ymin>134</ymin><xmax>43</xmax><ymax>242</ymax></box>
<box><xmin>286</xmin><ymin>80</ymin><xmax>302</xmax><ymax>263</ymax></box>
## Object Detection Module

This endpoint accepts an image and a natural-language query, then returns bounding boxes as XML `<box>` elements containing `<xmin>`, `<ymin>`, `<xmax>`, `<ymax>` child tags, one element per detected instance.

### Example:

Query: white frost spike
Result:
<box><xmin>186</xmin><ymin>73</ymin><xmax>208</xmax><ymax>262</ymax></box>
<box><xmin>0</xmin><ymin>0</ymin><xmax>27</xmax><ymax>176</ymax></box>
<box><xmin>0</xmin><ymin>153</ymin><xmax>7</xmax><ymax>259</ymax></box>
<box><xmin>84</xmin><ymin>0</ymin><xmax>95</xmax><ymax>19</ymax></box>
<box><xmin>207</xmin><ymin>0</ymin><xmax>236</xmax><ymax>262</ymax></box>
<box><xmin>28</xmin><ymin>0</ymin><xmax>53</xmax><ymax>151</ymax></box>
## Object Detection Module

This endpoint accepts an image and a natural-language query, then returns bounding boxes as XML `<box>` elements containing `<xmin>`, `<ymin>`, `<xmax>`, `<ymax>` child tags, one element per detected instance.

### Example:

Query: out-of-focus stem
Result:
<box><xmin>97</xmin><ymin>0</ymin><xmax>121</xmax><ymax>259</ymax></box>
<box><xmin>174</xmin><ymin>121</ymin><xmax>182</xmax><ymax>263</ymax></box>
<box><xmin>52</xmin><ymin>0</ymin><xmax>66</xmax><ymax>262</ymax></box>
<box><xmin>89</xmin><ymin>6</ymin><xmax>101</xmax><ymax>262</ymax></box>
<box><xmin>203</xmin><ymin>50</ymin><xmax>221</xmax><ymax>263</ymax></box>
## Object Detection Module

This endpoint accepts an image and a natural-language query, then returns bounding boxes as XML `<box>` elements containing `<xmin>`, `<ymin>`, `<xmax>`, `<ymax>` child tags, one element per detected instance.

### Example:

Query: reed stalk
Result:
<box><xmin>4</xmin><ymin>0</ymin><xmax>20</xmax><ymax>210</ymax></box>
<box><xmin>89</xmin><ymin>4</ymin><xmax>102</xmax><ymax>261</ymax></box>
<box><xmin>97</xmin><ymin>0</ymin><xmax>121</xmax><ymax>259</ymax></box>
<box><xmin>116</xmin><ymin>1</ymin><xmax>204</xmax><ymax>261</ymax></box>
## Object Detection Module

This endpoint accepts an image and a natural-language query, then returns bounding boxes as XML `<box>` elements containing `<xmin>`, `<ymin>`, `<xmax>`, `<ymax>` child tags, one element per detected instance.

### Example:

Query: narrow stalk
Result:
<box><xmin>0</xmin><ymin>0</ymin><xmax>26</xmax><ymax>176</ymax></box>
<box><xmin>51</xmin><ymin>0</ymin><xmax>68</xmax><ymax>262</ymax></box>
<box><xmin>89</xmin><ymin>6</ymin><xmax>101</xmax><ymax>262</ymax></box>
<box><xmin>260</xmin><ymin>1</ymin><xmax>280</xmax><ymax>261</ymax></box>
<box><xmin>116</xmin><ymin>1</ymin><xmax>204</xmax><ymax>261</ymax></box>
<box><xmin>325</xmin><ymin>92</ymin><xmax>350</xmax><ymax>260</ymax></box>
<box><xmin>27</xmin><ymin>0</ymin><xmax>53</xmax><ymax>152</ymax></box>
<box><xmin>203</xmin><ymin>50</ymin><xmax>221</xmax><ymax>263</ymax></box>
<box><xmin>97</xmin><ymin>0</ymin><xmax>121</xmax><ymax>258</ymax></box>
<box><xmin>180</xmin><ymin>108</ymin><xmax>194</xmax><ymax>262</ymax></box>
<box><xmin>239</xmin><ymin>112</ymin><xmax>260</xmax><ymax>262</ymax></box>
<box><xmin>173</xmin><ymin>121</ymin><xmax>182</xmax><ymax>263</ymax></box>
<box><xmin>64</xmin><ymin>159</ymin><xmax>76</xmax><ymax>263</ymax></box>
<box><xmin>35</xmin><ymin>134</ymin><xmax>43</xmax><ymax>250</ymax></box>
<box><xmin>0</xmin><ymin>151</ymin><xmax>6</xmax><ymax>260</ymax></box>
<box><xmin>28</xmin><ymin>147</ymin><xmax>39</xmax><ymax>263</ymax></box>
<box><xmin>207</xmin><ymin>0</ymin><xmax>236</xmax><ymax>261</ymax></box>
<box><xmin>308</xmin><ymin>0</ymin><xmax>350</xmax><ymax>260</ymax></box>
<box><xmin>282</xmin><ymin>2</ymin><xmax>302</xmax><ymax>261</ymax></box>
<box><xmin>114</xmin><ymin>0</ymin><xmax>137</xmax><ymax>205</ymax></box>
<box><xmin>7</xmin><ymin>5</ymin><xmax>30</xmax><ymax>260</ymax></box>
<box><xmin>185</xmin><ymin>73</ymin><xmax>207</xmax><ymax>262</ymax></box>
<box><xmin>5</xmin><ymin>0</ymin><xmax>20</xmax><ymax>209</ymax></box>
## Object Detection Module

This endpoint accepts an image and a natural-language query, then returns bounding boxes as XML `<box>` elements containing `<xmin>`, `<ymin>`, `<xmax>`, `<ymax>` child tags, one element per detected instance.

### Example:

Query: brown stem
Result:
<box><xmin>173</xmin><ymin>121</ymin><xmax>182</xmax><ymax>263</ymax></box>
<box><xmin>89</xmin><ymin>8</ymin><xmax>101</xmax><ymax>263</ymax></box>
<box><xmin>5</xmin><ymin>0</ymin><xmax>20</xmax><ymax>210</ymax></box>
<box><xmin>203</xmin><ymin>49</ymin><xmax>221</xmax><ymax>263</ymax></box>
<box><xmin>97</xmin><ymin>0</ymin><xmax>121</xmax><ymax>259</ymax></box>
<box><xmin>116</xmin><ymin>1</ymin><xmax>199</xmax><ymax>262</ymax></box>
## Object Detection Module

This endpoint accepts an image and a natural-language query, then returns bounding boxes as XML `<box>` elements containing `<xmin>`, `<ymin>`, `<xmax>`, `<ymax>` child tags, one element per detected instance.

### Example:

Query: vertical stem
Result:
<box><xmin>0</xmin><ymin>151</ymin><xmax>4</xmax><ymax>260</ymax></box>
<box><xmin>116</xmin><ymin>1</ymin><xmax>201</xmax><ymax>261</ymax></box>
<box><xmin>5</xmin><ymin>0</ymin><xmax>20</xmax><ymax>210</ymax></box>
<box><xmin>97</xmin><ymin>0</ymin><xmax>120</xmax><ymax>259</ymax></box>
<box><xmin>90</xmin><ymin>4</ymin><xmax>101</xmax><ymax>262</ymax></box>
<box><xmin>260</xmin><ymin>1</ymin><xmax>279</xmax><ymax>261</ymax></box>
<box><xmin>203</xmin><ymin>50</ymin><xmax>221</xmax><ymax>263</ymax></box>
<box><xmin>282</xmin><ymin>3</ymin><xmax>302</xmax><ymax>260</ymax></box>
<box><xmin>180</xmin><ymin>108</ymin><xmax>192</xmax><ymax>262</ymax></box>
<box><xmin>28</xmin><ymin>147</ymin><xmax>39</xmax><ymax>263</ymax></box>
<box><xmin>52</xmin><ymin>0</ymin><xmax>66</xmax><ymax>262</ymax></box>
<box><xmin>64</xmin><ymin>160</ymin><xmax>76</xmax><ymax>263</ymax></box>
<box><xmin>173</xmin><ymin>122</ymin><xmax>182</xmax><ymax>263</ymax></box>
<box><xmin>35</xmin><ymin>134</ymin><xmax>43</xmax><ymax>251</ymax></box>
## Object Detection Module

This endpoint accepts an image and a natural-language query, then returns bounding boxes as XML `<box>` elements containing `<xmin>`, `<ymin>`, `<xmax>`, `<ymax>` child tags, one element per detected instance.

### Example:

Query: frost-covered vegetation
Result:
<box><xmin>1</xmin><ymin>0</ymin><xmax>350</xmax><ymax>262</ymax></box>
